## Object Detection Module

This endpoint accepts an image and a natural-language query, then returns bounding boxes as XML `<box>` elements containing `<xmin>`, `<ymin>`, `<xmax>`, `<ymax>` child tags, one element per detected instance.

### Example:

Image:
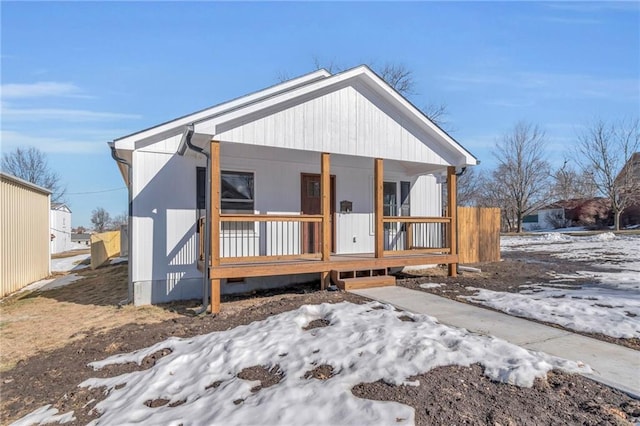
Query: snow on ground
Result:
<box><xmin>466</xmin><ymin>233</ymin><xmax>640</xmax><ymax>338</ymax></box>
<box><xmin>419</xmin><ymin>282</ymin><xmax>445</xmax><ymax>289</ymax></box>
<box><xmin>16</xmin><ymin>302</ymin><xmax>589</xmax><ymax>426</ymax></box>
<box><xmin>51</xmin><ymin>254</ymin><xmax>90</xmax><ymax>273</ymax></box>
<box><xmin>500</xmin><ymin>232</ymin><xmax>640</xmax><ymax>272</ymax></box>
<box><xmin>463</xmin><ymin>284</ymin><xmax>640</xmax><ymax>338</ymax></box>
<box><xmin>19</xmin><ymin>274</ymin><xmax>84</xmax><ymax>294</ymax></box>
<box><xmin>108</xmin><ymin>256</ymin><xmax>127</xmax><ymax>265</ymax></box>
<box><xmin>10</xmin><ymin>405</ymin><xmax>75</xmax><ymax>426</ymax></box>
<box><xmin>68</xmin><ymin>242</ymin><xmax>90</xmax><ymax>251</ymax></box>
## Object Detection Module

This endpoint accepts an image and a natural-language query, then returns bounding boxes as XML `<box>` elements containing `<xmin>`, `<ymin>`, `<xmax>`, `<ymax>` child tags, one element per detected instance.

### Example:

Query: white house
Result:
<box><xmin>50</xmin><ymin>203</ymin><xmax>72</xmax><ymax>254</ymax></box>
<box><xmin>110</xmin><ymin>65</ymin><xmax>477</xmax><ymax>311</ymax></box>
<box><xmin>522</xmin><ymin>208</ymin><xmax>566</xmax><ymax>231</ymax></box>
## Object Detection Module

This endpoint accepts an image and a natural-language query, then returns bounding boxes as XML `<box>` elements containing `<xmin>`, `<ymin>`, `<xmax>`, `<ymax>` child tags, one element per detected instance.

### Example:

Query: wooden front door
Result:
<box><xmin>301</xmin><ymin>173</ymin><xmax>336</xmax><ymax>253</ymax></box>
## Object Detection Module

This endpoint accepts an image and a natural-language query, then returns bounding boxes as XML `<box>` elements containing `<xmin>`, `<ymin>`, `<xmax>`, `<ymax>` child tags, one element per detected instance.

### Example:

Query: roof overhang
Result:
<box><xmin>192</xmin><ymin>66</ymin><xmax>477</xmax><ymax>167</ymax></box>
<box><xmin>110</xmin><ymin>65</ymin><xmax>478</xmax><ymax>183</ymax></box>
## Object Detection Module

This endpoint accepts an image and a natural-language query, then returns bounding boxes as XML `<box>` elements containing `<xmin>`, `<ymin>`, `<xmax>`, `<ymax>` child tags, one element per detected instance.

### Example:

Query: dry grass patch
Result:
<box><xmin>0</xmin><ymin>264</ymin><xmax>181</xmax><ymax>372</ymax></box>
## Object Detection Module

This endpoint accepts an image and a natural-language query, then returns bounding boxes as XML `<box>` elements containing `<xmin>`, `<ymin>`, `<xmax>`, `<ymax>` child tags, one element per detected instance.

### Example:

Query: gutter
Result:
<box><xmin>109</xmin><ymin>142</ymin><xmax>134</xmax><ymax>306</ymax></box>
<box><xmin>178</xmin><ymin>124</ymin><xmax>212</xmax><ymax>315</ymax></box>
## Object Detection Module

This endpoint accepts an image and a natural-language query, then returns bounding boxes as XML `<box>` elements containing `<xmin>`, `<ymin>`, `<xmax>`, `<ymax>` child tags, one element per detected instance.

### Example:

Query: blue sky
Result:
<box><xmin>2</xmin><ymin>1</ymin><xmax>638</xmax><ymax>227</ymax></box>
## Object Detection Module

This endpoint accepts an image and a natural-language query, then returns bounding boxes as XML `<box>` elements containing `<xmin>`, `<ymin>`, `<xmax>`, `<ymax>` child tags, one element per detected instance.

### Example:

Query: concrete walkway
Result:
<box><xmin>351</xmin><ymin>286</ymin><xmax>640</xmax><ymax>398</ymax></box>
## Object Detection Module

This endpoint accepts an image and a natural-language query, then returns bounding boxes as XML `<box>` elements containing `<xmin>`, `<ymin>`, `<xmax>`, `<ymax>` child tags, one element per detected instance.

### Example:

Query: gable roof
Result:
<box><xmin>112</xmin><ymin>65</ymin><xmax>477</xmax><ymax>168</ymax></box>
<box><xmin>51</xmin><ymin>202</ymin><xmax>72</xmax><ymax>213</ymax></box>
<box><xmin>113</xmin><ymin>68</ymin><xmax>331</xmax><ymax>150</ymax></box>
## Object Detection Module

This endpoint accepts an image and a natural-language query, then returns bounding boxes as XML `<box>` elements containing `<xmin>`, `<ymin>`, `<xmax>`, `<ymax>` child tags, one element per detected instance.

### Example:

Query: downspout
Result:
<box><xmin>109</xmin><ymin>143</ymin><xmax>133</xmax><ymax>306</ymax></box>
<box><xmin>178</xmin><ymin>124</ymin><xmax>211</xmax><ymax>315</ymax></box>
<box><xmin>454</xmin><ymin>167</ymin><xmax>467</xmax><ymax>275</ymax></box>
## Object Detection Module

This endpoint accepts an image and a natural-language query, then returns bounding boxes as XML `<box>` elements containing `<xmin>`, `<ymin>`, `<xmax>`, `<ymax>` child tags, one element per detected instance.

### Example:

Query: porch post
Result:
<box><xmin>374</xmin><ymin>158</ymin><xmax>384</xmax><ymax>258</ymax></box>
<box><xmin>321</xmin><ymin>152</ymin><xmax>331</xmax><ymax>289</ymax></box>
<box><xmin>447</xmin><ymin>166</ymin><xmax>458</xmax><ymax>277</ymax></box>
<box><xmin>210</xmin><ymin>140</ymin><xmax>221</xmax><ymax>313</ymax></box>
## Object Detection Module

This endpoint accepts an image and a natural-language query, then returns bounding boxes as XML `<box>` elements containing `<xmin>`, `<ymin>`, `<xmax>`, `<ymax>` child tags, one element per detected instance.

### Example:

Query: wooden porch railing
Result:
<box><xmin>205</xmin><ymin>142</ymin><xmax>458</xmax><ymax>314</ymax></box>
<box><xmin>199</xmin><ymin>214</ymin><xmax>453</xmax><ymax>263</ymax></box>
<box><xmin>198</xmin><ymin>214</ymin><xmax>324</xmax><ymax>264</ymax></box>
<box><xmin>382</xmin><ymin>216</ymin><xmax>451</xmax><ymax>256</ymax></box>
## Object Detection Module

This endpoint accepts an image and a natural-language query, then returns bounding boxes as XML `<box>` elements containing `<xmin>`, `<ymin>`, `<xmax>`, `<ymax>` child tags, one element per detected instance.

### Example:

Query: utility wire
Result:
<box><xmin>67</xmin><ymin>187</ymin><xmax>126</xmax><ymax>195</ymax></box>
<box><xmin>50</xmin><ymin>227</ymin><xmax>72</xmax><ymax>234</ymax></box>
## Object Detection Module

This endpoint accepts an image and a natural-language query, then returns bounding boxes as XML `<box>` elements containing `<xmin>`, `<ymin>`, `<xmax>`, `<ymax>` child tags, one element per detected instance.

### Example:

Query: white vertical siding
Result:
<box><xmin>1</xmin><ymin>174</ymin><xmax>50</xmax><ymax>297</ymax></box>
<box><xmin>215</xmin><ymin>85</ymin><xmax>451</xmax><ymax>166</ymax></box>
<box><xmin>50</xmin><ymin>209</ymin><xmax>72</xmax><ymax>254</ymax></box>
<box><xmin>131</xmin><ymin>150</ymin><xmax>203</xmax><ymax>289</ymax></box>
<box><xmin>130</xmin><ymin>139</ymin><xmax>444</xmax><ymax>301</ymax></box>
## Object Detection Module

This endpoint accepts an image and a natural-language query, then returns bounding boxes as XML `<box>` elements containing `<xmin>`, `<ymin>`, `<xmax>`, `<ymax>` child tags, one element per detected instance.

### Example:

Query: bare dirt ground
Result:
<box><xmin>398</xmin><ymin>251</ymin><xmax>640</xmax><ymax>351</ymax></box>
<box><xmin>1</xmin><ymin>261</ymin><xmax>639</xmax><ymax>425</ymax></box>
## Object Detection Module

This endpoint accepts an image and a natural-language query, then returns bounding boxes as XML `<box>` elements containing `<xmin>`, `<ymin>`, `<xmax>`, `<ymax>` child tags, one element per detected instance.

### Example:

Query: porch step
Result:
<box><xmin>330</xmin><ymin>268</ymin><xmax>396</xmax><ymax>291</ymax></box>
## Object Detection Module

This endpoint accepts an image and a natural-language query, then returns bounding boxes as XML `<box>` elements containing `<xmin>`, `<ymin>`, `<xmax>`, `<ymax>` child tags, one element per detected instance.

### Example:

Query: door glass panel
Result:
<box><xmin>307</xmin><ymin>181</ymin><xmax>320</xmax><ymax>198</ymax></box>
<box><xmin>383</xmin><ymin>182</ymin><xmax>397</xmax><ymax>216</ymax></box>
<box><xmin>400</xmin><ymin>181</ymin><xmax>410</xmax><ymax>216</ymax></box>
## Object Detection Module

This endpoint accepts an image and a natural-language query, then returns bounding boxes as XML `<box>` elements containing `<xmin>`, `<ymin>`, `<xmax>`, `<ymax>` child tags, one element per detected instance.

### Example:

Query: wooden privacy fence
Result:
<box><xmin>90</xmin><ymin>230</ymin><xmax>121</xmax><ymax>269</ymax></box>
<box><xmin>457</xmin><ymin>207</ymin><xmax>501</xmax><ymax>263</ymax></box>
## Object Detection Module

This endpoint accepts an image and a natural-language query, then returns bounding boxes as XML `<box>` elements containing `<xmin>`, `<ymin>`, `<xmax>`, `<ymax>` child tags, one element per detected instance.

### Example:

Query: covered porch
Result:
<box><xmin>199</xmin><ymin>140</ymin><xmax>459</xmax><ymax>313</ymax></box>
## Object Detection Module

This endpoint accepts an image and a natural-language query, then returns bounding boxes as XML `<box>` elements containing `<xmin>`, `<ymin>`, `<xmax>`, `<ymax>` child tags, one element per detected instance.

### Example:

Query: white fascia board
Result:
<box><xmin>52</xmin><ymin>204</ymin><xmax>72</xmax><ymax>213</ymax></box>
<box><xmin>357</xmin><ymin>71</ymin><xmax>478</xmax><ymax>167</ymax></box>
<box><xmin>113</xmin><ymin>69</ymin><xmax>331</xmax><ymax>151</ymax></box>
<box><xmin>199</xmin><ymin>65</ymin><xmax>477</xmax><ymax>167</ymax></box>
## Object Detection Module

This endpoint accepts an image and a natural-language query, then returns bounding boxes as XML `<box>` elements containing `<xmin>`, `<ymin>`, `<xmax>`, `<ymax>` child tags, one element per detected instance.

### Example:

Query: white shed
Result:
<box><xmin>50</xmin><ymin>203</ymin><xmax>72</xmax><ymax>254</ymax></box>
<box><xmin>110</xmin><ymin>65</ymin><xmax>477</xmax><ymax>309</ymax></box>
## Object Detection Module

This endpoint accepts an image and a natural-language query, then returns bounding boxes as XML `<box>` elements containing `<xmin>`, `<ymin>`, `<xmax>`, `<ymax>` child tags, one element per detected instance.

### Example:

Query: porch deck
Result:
<box><xmin>200</xmin><ymin>252</ymin><xmax>458</xmax><ymax>280</ymax></box>
<box><xmin>203</xmin><ymin>142</ymin><xmax>460</xmax><ymax>313</ymax></box>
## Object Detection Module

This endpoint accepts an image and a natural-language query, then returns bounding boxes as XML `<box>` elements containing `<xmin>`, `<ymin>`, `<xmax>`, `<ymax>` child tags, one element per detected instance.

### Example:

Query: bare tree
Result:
<box><xmin>110</xmin><ymin>212</ymin><xmax>128</xmax><ymax>230</ymax></box>
<box><xmin>91</xmin><ymin>207</ymin><xmax>111</xmax><ymax>233</ymax></box>
<box><xmin>275</xmin><ymin>70</ymin><xmax>291</xmax><ymax>83</ymax></box>
<box><xmin>576</xmin><ymin>118</ymin><xmax>640</xmax><ymax>230</ymax></box>
<box><xmin>73</xmin><ymin>226</ymin><xmax>87</xmax><ymax>234</ymax></box>
<box><xmin>552</xmin><ymin>159</ymin><xmax>597</xmax><ymax>201</ymax></box>
<box><xmin>312</xmin><ymin>55</ymin><xmax>344</xmax><ymax>74</ymax></box>
<box><xmin>1</xmin><ymin>146</ymin><xmax>66</xmax><ymax>202</ymax></box>
<box><xmin>307</xmin><ymin>58</ymin><xmax>450</xmax><ymax>128</ymax></box>
<box><xmin>476</xmin><ymin>166</ymin><xmax>519</xmax><ymax>232</ymax></box>
<box><xmin>493</xmin><ymin>122</ymin><xmax>552</xmax><ymax>233</ymax></box>
<box><xmin>377</xmin><ymin>63</ymin><xmax>415</xmax><ymax>96</ymax></box>
<box><xmin>420</xmin><ymin>102</ymin><xmax>450</xmax><ymax>128</ymax></box>
<box><xmin>456</xmin><ymin>166</ymin><xmax>481</xmax><ymax>206</ymax></box>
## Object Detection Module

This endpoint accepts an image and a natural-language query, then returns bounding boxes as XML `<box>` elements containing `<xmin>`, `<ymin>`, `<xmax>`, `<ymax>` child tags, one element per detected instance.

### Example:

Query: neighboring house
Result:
<box><xmin>110</xmin><ymin>65</ymin><xmax>478</xmax><ymax>310</ymax></box>
<box><xmin>616</xmin><ymin>152</ymin><xmax>640</xmax><ymax>227</ymax></box>
<box><xmin>1</xmin><ymin>172</ymin><xmax>51</xmax><ymax>297</ymax></box>
<box><xmin>615</xmin><ymin>152</ymin><xmax>640</xmax><ymax>184</ymax></box>
<box><xmin>522</xmin><ymin>198</ymin><xmax>611</xmax><ymax>231</ymax></box>
<box><xmin>71</xmin><ymin>233</ymin><xmax>91</xmax><ymax>246</ymax></box>
<box><xmin>50</xmin><ymin>203</ymin><xmax>72</xmax><ymax>254</ymax></box>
